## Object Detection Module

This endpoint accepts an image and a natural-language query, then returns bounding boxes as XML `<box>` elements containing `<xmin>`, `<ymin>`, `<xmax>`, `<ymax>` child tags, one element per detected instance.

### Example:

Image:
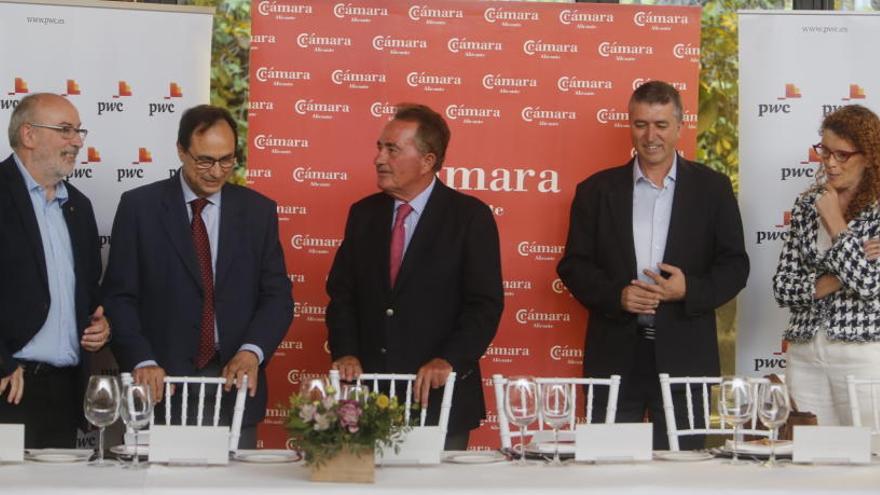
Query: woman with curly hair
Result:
<box><xmin>773</xmin><ymin>104</ymin><xmax>880</xmax><ymax>426</ymax></box>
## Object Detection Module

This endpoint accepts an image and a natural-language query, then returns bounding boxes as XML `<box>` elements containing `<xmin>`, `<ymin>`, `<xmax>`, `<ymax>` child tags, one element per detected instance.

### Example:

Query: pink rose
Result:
<box><xmin>338</xmin><ymin>400</ymin><xmax>362</xmax><ymax>433</ymax></box>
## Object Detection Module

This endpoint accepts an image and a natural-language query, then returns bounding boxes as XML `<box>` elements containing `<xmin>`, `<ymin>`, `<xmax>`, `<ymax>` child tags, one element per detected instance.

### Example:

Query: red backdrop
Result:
<box><xmin>248</xmin><ymin>0</ymin><xmax>701</xmax><ymax>450</ymax></box>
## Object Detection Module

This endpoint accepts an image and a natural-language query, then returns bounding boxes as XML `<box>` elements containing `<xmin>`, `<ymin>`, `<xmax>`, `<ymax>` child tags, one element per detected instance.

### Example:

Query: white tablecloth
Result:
<box><xmin>2</xmin><ymin>455</ymin><xmax>878</xmax><ymax>495</ymax></box>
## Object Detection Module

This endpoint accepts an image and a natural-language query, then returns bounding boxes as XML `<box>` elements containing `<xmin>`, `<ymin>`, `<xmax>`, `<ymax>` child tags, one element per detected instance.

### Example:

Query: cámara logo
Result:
<box><xmin>333</xmin><ymin>3</ymin><xmax>388</xmax><ymax>22</ymax></box>
<box><xmin>292</xmin><ymin>166</ymin><xmax>348</xmax><ymax>187</ymax></box>
<box><xmin>598</xmin><ymin>42</ymin><xmax>654</xmax><ymax>62</ymax></box>
<box><xmin>484</xmin><ymin>7</ymin><xmax>539</xmax><ymax>26</ymax></box>
<box><xmin>256</xmin><ymin>2</ymin><xmax>312</xmax><ymax>18</ymax></box>
<box><xmin>331</xmin><ymin>69</ymin><xmax>386</xmax><ymax>90</ymax></box>
<box><xmin>523</xmin><ymin>39</ymin><xmax>578</xmax><ymax>59</ymax></box>
<box><xmin>254</xmin><ymin>67</ymin><xmax>311</xmax><ymax>87</ymax></box>
<box><xmin>557</xmin><ymin>76</ymin><xmax>612</xmax><ymax>96</ymax></box>
<box><xmin>447</xmin><ymin>37</ymin><xmax>503</xmax><ymax>58</ymax></box>
<box><xmin>253</xmin><ymin>134</ymin><xmax>309</xmax><ymax>153</ymax></box>
<box><xmin>296</xmin><ymin>33</ymin><xmax>352</xmax><ymax>52</ymax></box>
<box><xmin>521</xmin><ymin>106</ymin><xmax>577</xmax><ymax>126</ymax></box>
<box><xmin>558</xmin><ymin>9</ymin><xmax>614</xmax><ymax>28</ymax></box>
<box><xmin>290</xmin><ymin>235</ymin><xmax>342</xmax><ymax>254</ymax></box>
<box><xmin>294</xmin><ymin>99</ymin><xmax>351</xmax><ymax>120</ymax></box>
<box><xmin>372</xmin><ymin>35</ymin><xmax>428</xmax><ymax>54</ymax></box>
<box><xmin>445</xmin><ymin>104</ymin><xmax>501</xmax><ymax>124</ymax></box>
<box><xmin>633</xmin><ymin>11</ymin><xmax>689</xmax><ymax>30</ymax></box>
<box><xmin>408</xmin><ymin>5</ymin><xmax>463</xmax><ymax>24</ymax></box>
<box><xmin>517</xmin><ymin>241</ymin><xmax>565</xmax><ymax>261</ymax></box>
<box><xmin>481</xmin><ymin>74</ymin><xmax>538</xmax><ymax>95</ymax></box>
<box><xmin>596</xmin><ymin>108</ymin><xmax>629</xmax><ymax>127</ymax></box>
<box><xmin>370</xmin><ymin>102</ymin><xmax>396</xmax><ymax>118</ymax></box>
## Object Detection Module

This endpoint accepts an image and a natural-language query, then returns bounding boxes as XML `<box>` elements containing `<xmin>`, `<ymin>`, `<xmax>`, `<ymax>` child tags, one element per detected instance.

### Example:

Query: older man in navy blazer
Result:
<box><xmin>103</xmin><ymin>105</ymin><xmax>293</xmax><ymax>447</ymax></box>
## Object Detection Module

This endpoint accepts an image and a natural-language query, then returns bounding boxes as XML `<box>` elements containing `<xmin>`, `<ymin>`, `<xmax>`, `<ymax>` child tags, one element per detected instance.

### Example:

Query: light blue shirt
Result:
<box><xmin>632</xmin><ymin>156</ymin><xmax>677</xmax><ymax>327</ymax></box>
<box><xmin>134</xmin><ymin>173</ymin><xmax>263</xmax><ymax>369</ymax></box>
<box><xmin>12</xmin><ymin>154</ymin><xmax>79</xmax><ymax>366</ymax></box>
<box><xmin>392</xmin><ymin>178</ymin><xmax>436</xmax><ymax>257</ymax></box>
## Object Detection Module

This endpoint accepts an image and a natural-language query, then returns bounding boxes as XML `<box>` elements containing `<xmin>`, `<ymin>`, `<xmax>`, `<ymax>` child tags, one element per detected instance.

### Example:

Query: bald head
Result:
<box><xmin>8</xmin><ymin>93</ymin><xmax>78</xmax><ymax>150</ymax></box>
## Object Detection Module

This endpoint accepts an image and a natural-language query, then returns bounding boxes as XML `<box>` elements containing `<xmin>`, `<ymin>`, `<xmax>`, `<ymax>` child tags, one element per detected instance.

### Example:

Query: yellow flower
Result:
<box><xmin>376</xmin><ymin>394</ymin><xmax>390</xmax><ymax>409</ymax></box>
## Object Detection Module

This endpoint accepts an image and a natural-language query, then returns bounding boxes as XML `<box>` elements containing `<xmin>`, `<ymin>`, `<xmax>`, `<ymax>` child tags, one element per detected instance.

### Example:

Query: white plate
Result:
<box><xmin>525</xmin><ymin>441</ymin><xmax>576</xmax><ymax>455</ymax></box>
<box><xmin>110</xmin><ymin>445</ymin><xmax>149</xmax><ymax>456</ymax></box>
<box><xmin>443</xmin><ymin>452</ymin><xmax>507</xmax><ymax>464</ymax></box>
<box><xmin>653</xmin><ymin>450</ymin><xmax>714</xmax><ymax>462</ymax></box>
<box><xmin>25</xmin><ymin>449</ymin><xmax>92</xmax><ymax>463</ymax></box>
<box><xmin>232</xmin><ymin>449</ymin><xmax>301</xmax><ymax>463</ymax></box>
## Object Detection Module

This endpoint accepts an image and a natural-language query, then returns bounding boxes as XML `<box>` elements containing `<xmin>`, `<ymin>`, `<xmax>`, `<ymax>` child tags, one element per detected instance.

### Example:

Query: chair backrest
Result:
<box><xmin>328</xmin><ymin>370</ymin><xmax>456</xmax><ymax>432</ymax></box>
<box><xmin>120</xmin><ymin>373</ymin><xmax>247</xmax><ymax>452</ymax></box>
<box><xmin>491</xmin><ymin>374</ymin><xmax>621</xmax><ymax>451</ymax></box>
<box><xmin>658</xmin><ymin>373</ymin><xmax>769</xmax><ymax>451</ymax></box>
<box><xmin>846</xmin><ymin>374</ymin><xmax>880</xmax><ymax>437</ymax></box>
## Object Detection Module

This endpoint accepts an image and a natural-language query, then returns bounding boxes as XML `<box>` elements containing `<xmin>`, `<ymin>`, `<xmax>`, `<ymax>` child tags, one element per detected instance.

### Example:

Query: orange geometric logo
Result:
<box><xmin>65</xmin><ymin>79</ymin><xmax>81</xmax><ymax>96</ymax></box>
<box><xmin>800</xmin><ymin>146</ymin><xmax>821</xmax><ymax>164</ymax></box>
<box><xmin>133</xmin><ymin>147</ymin><xmax>152</xmax><ymax>164</ymax></box>
<box><xmin>842</xmin><ymin>84</ymin><xmax>866</xmax><ymax>101</ymax></box>
<box><xmin>166</xmin><ymin>82</ymin><xmax>183</xmax><ymax>99</ymax></box>
<box><xmin>777</xmin><ymin>83</ymin><xmax>801</xmax><ymax>100</ymax></box>
<box><xmin>81</xmin><ymin>147</ymin><xmax>101</xmax><ymax>164</ymax></box>
<box><xmin>7</xmin><ymin>77</ymin><xmax>28</xmax><ymax>95</ymax></box>
<box><xmin>774</xmin><ymin>210</ymin><xmax>792</xmax><ymax>228</ymax></box>
<box><xmin>114</xmin><ymin>81</ymin><xmax>132</xmax><ymax>98</ymax></box>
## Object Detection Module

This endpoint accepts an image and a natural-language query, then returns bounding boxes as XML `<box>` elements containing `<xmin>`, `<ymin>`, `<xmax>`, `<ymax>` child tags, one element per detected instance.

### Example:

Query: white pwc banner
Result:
<box><xmin>0</xmin><ymin>0</ymin><xmax>213</xmax><ymax>261</ymax></box>
<box><xmin>737</xmin><ymin>11</ymin><xmax>880</xmax><ymax>376</ymax></box>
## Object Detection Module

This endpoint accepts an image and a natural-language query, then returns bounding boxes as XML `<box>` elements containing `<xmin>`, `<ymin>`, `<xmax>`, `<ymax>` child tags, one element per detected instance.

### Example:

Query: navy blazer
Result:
<box><xmin>0</xmin><ymin>155</ymin><xmax>101</xmax><ymax>377</ymax></box>
<box><xmin>326</xmin><ymin>181</ymin><xmax>504</xmax><ymax>433</ymax></box>
<box><xmin>557</xmin><ymin>158</ymin><xmax>749</xmax><ymax>379</ymax></box>
<box><xmin>102</xmin><ymin>172</ymin><xmax>293</xmax><ymax>426</ymax></box>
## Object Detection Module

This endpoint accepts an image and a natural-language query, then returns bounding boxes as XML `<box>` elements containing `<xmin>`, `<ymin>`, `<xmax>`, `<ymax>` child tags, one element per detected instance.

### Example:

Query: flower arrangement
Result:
<box><xmin>286</xmin><ymin>384</ymin><xmax>412</xmax><ymax>467</ymax></box>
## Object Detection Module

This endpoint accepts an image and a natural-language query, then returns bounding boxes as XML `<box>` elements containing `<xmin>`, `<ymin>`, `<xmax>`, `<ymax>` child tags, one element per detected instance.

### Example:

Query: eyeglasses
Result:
<box><xmin>185</xmin><ymin>150</ymin><xmax>237</xmax><ymax>170</ymax></box>
<box><xmin>813</xmin><ymin>143</ymin><xmax>862</xmax><ymax>163</ymax></box>
<box><xmin>28</xmin><ymin>122</ymin><xmax>88</xmax><ymax>141</ymax></box>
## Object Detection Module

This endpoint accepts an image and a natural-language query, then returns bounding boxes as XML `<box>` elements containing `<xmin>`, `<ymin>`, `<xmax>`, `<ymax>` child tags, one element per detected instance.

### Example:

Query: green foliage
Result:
<box><xmin>698</xmin><ymin>0</ymin><xmax>783</xmax><ymax>193</ymax></box>
<box><xmin>186</xmin><ymin>0</ymin><xmax>250</xmax><ymax>184</ymax></box>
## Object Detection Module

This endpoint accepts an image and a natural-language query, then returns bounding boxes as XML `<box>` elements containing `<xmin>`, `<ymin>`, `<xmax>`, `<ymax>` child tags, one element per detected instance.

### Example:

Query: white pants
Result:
<box><xmin>786</xmin><ymin>330</ymin><xmax>880</xmax><ymax>426</ymax></box>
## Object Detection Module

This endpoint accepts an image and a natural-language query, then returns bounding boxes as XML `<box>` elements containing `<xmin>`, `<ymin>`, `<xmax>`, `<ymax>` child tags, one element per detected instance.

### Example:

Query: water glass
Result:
<box><xmin>541</xmin><ymin>382</ymin><xmax>573</xmax><ymax>466</ymax></box>
<box><xmin>120</xmin><ymin>382</ymin><xmax>152</xmax><ymax>469</ymax></box>
<box><xmin>504</xmin><ymin>376</ymin><xmax>538</xmax><ymax>465</ymax></box>
<box><xmin>719</xmin><ymin>377</ymin><xmax>754</xmax><ymax>464</ymax></box>
<box><xmin>84</xmin><ymin>375</ymin><xmax>121</xmax><ymax>467</ymax></box>
<box><xmin>757</xmin><ymin>381</ymin><xmax>791</xmax><ymax>468</ymax></box>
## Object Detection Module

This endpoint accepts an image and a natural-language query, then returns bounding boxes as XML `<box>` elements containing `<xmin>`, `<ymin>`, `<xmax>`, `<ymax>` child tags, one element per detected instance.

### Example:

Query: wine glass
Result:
<box><xmin>757</xmin><ymin>381</ymin><xmax>791</xmax><ymax>468</ymax></box>
<box><xmin>541</xmin><ymin>382</ymin><xmax>573</xmax><ymax>466</ymax></box>
<box><xmin>300</xmin><ymin>377</ymin><xmax>330</xmax><ymax>401</ymax></box>
<box><xmin>718</xmin><ymin>377</ymin><xmax>754</xmax><ymax>465</ymax></box>
<box><xmin>504</xmin><ymin>376</ymin><xmax>538</xmax><ymax>466</ymax></box>
<box><xmin>120</xmin><ymin>382</ymin><xmax>152</xmax><ymax>469</ymax></box>
<box><xmin>84</xmin><ymin>375</ymin><xmax>121</xmax><ymax>467</ymax></box>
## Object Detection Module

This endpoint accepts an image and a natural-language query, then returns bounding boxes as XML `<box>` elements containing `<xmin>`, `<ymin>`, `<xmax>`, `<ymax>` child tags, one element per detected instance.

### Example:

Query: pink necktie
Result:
<box><xmin>190</xmin><ymin>198</ymin><xmax>216</xmax><ymax>369</ymax></box>
<box><xmin>389</xmin><ymin>203</ymin><xmax>413</xmax><ymax>286</ymax></box>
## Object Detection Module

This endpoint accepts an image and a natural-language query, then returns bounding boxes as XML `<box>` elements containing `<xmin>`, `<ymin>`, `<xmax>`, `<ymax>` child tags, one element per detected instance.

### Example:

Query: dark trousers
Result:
<box><xmin>591</xmin><ymin>337</ymin><xmax>706</xmax><ymax>450</ymax></box>
<box><xmin>153</xmin><ymin>357</ymin><xmax>256</xmax><ymax>449</ymax></box>
<box><xmin>444</xmin><ymin>430</ymin><xmax>470</xmax><ymax>451</ymax></box>
<box><xmin>0</xmin><ymin>362</ymin><xmax>79</xmax><ymax>448</ymax></box>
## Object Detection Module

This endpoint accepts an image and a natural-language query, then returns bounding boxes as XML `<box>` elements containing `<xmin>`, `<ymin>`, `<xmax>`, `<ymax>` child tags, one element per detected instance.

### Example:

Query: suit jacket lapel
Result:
<box><xmin>159</xmin><ymin>173</ymin><xmax>202</xmax><ymax>286</ymax></box>
<box><xmin>2</xmin><ymin>157</ymin><xmax>49</xmax><ymax>290</ymax></box>
<box><xmin>392</xmin><ymin>181</ymin><xmax>449</xmax><ymax>293</ymax></box>
<box><xmin>662</xmin><ymin>158</ymin><xmax>693</xmax><ymax>267</ymax></box>
<box><xmin>609</xmin><ymin>161</ymin><xmax>638</xmax><ymax>278</ymax></box>
<box><xmin>215</xmin><ymin>185</ymin><xmax>243</xmax><ymax>289</ymax></box>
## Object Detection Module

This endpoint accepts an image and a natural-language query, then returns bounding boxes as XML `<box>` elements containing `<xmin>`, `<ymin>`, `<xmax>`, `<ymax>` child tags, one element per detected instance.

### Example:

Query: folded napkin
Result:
<box><xmin>725</xmin><ymin>439</ymin><xmax>792</xmax><ymax>455</ymax></box>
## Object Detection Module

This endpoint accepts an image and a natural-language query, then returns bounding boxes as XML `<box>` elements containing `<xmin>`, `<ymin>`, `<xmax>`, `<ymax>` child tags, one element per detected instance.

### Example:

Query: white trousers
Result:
<box><xmin>786</xmin><ymin>330</ymin><xmax>880</xmax><ymax>426</ymax></box>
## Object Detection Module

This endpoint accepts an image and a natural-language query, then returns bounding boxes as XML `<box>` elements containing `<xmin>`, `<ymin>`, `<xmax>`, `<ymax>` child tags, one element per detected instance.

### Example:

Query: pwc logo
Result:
<box><xmin>63</xmin><ymin>79</ymin><xmax>81</xmax><ymax>97</ymax></box>
<box><xmin>445</xmin><ymin>104</ymin><xmax>501</xmax><ymax>125</ymax></box>
<box><xmin>256</xmin><ymin>1</ymin><xmax>312</xmax><ymax>20</ymax></box>
<box><xmin>598</xmin><ymin>42</ymin><xmax>654</xmax><ymax>62</ymax></box>
<box><xmin>557</xmin><ymin>76</ymin><xmax>612</xmax><ymax>96</ymax></box>
<box><xmin>69</xmin><ymin>147</ymin><xmax>100</xmax><ymax>180</ymax></box>
<box><xmin>333</xmin><ymin>3</ymin><xmax>388</xmax><ymax>22</ymax></box>
<box><xmin>406</xmin><ymin>71</ymin><xmax>461</xmax><ymax>92</ymax></box>
<box><xmin>80</xmin><ymin>147</ymin><xmax>101</xmax><ymax>165</ymax></box>
<box><xmin>755</xmin><ymin>211</ymin><xmax>791</xmax><ymax>245</ymax></box>
<box><xmin>521</xmin><ymin>106</ymin><xmax>577</xmax><ymax>127</ymax></box>
<box><xmin>290</xmin><ymin>235</ymin><xmax>342</xmax><ymax>255</ymax></box>
<box><xmin>483</xmin><ymin>7</ymin><xmax>539</xmax><ymax>27</ymax></box>
<box><xmin>114</xmin><ymin>81</ymin><xmax>132</xmax><ymax>98</ymax></box>
<box><xmin>842</xmin><ymin>84</ymin><xmax>866</xmax><ymax>101</ymax></box>
<box><xmin>633</xmin><ymin>11</ymin><xmax>689</xmax><ymax>30</ymax></box>
<box><xmin>481</xmin><ymin>74</ymin><xmax>538</xmax><ymax>95</ymax></box>
<box><xmin>408</xmin><ymin>5</ymin><xmax>463</xmax><ymax>25</ymax></box>
<box><xmin>115</xmin><ymin>148</ymin><xmax>151</xmax><ymax>183</ymax></box>
<box><xmin>447</xmin><ymin>37</ymin><xmax>503</xmax><ymax>58</ymax></box>
<box><xmin>514</xmin><ymin>308</ymin><xmax>571</xmax><ymax>329</ymax></box>
<box><xmin>296</xmin><ymin>33</ymin><xmax>352</xmax><ymax>53</ymax></box>
<box><xmin>294</xmin><ymin>99</ymin><xmax>351</xmax><ymax>120</ymax></box>
<box><xmin>753</xmin><ymin>341</ymin><xmax>788</xmax><ymax>372</ymax></box>
<box><xmin>372</xmin><ymin>35</ymin><xmax>428</xmax><ymax>55</ymax></box>
<box><xmin>558</xmin><ymin>9</ymin><xmax>614</xmax><ymax>29</ymax></box>
<box><xmin>7</xmin><ymin>77</ymin><xmax>28</xmax><ymax>95</ymax></box>
<box><xmin>147</xmin><ymin>83</ymin><xmax>181</xmax><ymax>117</ymax></box>
<box><xmin>166</xmin><ymin>82</ymin><xmax>183</xmax><ymax>99</ymax></box>
<box><xmin>757</xmin><ymin>84</ymin><xmax>800</xmax><ymax>117</ymax></box>
<box><xmin>253</xmin><ymin>134</ymin><xmax>309</xmax><ymax>154</ymax></box>
<box><xmin>522</xmin><ymin>39</ymin><xmax>578</xmax><ymax>60</ymax></box>
<box><xmin>780</xmin><ymin>146</ymin><xmax>820</xmax><ymax>182</ymax></box>
<box><xmin>331</xmin><ymin>69</ymin><xmax>386</xmax><ymax>90</ymax></box>
<box><xmin>369</xmin><ymin>101</ymin><xmax>397</xmax><ymax>119</ymax></box>
<box><xmin>97</xmin><ymin>81</ymin><xmax>131</xmax><ymax>116</ymax></box>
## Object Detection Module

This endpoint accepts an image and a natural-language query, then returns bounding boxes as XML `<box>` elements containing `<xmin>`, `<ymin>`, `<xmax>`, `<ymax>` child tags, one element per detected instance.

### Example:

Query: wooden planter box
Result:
<box><xmin>309</xmin><ymin>448</ymin><xmax>374</xmax><ymax>483</ymax></box>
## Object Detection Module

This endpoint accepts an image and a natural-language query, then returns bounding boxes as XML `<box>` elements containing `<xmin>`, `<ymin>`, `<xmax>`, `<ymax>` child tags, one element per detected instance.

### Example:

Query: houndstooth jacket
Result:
<box><xmin>772</xmin><ymin>189</ymin><xmax>880</xmax><ymax>343</ymax></box>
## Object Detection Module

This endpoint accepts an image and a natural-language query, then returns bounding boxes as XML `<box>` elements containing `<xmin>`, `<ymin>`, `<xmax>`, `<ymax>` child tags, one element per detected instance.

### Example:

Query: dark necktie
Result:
<box><xmin>389</xmin><ymin>203</ymin><xmax>413</xmax><ymax>286</ymax></box>
<box><xmin>190</xmin><ymin>198</ymin><xmax>215</xmax><ymax>368</ymax></box>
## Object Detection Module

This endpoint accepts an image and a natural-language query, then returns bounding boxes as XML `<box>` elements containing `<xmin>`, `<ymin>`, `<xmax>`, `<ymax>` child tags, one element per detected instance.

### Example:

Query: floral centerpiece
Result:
<box><xmin>286</xmin><ymin>382</ymin><xmax>411</xmax><ymax>480</ymax></box>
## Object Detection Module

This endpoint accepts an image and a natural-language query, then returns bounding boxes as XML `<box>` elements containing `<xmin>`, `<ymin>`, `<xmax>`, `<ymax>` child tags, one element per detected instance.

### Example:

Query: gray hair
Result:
<box><xmin>7</xmin><ymin>93</ymin><xmax>52</xmax><ymax>150</ymax></box>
